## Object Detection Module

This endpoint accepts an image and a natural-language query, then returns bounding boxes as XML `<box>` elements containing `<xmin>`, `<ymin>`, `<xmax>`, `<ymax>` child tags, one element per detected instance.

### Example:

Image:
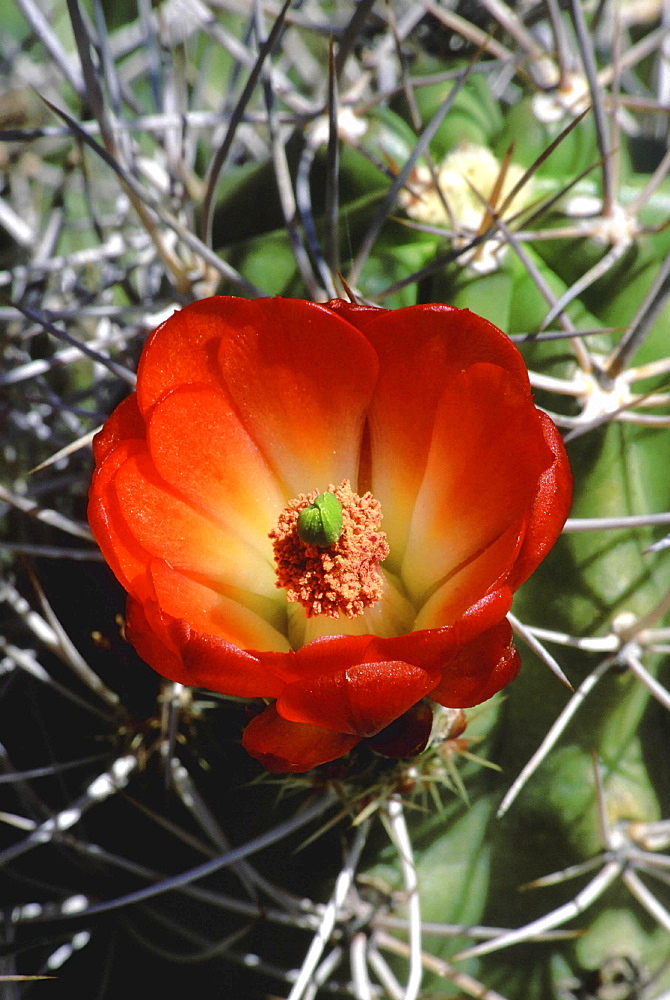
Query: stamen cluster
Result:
<box><xmin>270</xmin><ymin>480</ymin><xmax>389</xmax><ymax>619</ymax></box>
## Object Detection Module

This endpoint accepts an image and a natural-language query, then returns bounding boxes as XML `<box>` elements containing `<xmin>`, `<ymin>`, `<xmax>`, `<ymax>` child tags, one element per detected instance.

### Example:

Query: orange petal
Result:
<box><xmin>361</xmin><ymin>305</ymin><xmax>533</xmax><ymax>568</ymax></box>
<box><xmin>214</xmin><ymin>297</ymin><xmax>378</xmax><ymax>494</ymax></box>
<box><xmin>127</xmin><ymin>596</ymin><xmax>287</xmax><ymax>696</ymax></box>
<box><xmin>92</xmin><ymin>393</ymin><xmax>145</xmax><ymax>465</ymax></box>
<box><xmin>111</xmin><ymin>450</ymin><xmax>277</xmax><ymax>598</ymax></box>
<box><xmin>136</xmin><ymin>299</ymin><xmax>238</xmax><ymax>415</ymax></box>
<box><xmin>429</xmin><ymin>619</ymin><xmax>520</xmax><ymax>708</ymax></box>
<box><xmin>277</xmin><ymin>660</ymin><xmax>441</xmax><ymax>737</ymax></box>
<box><xmin>401</xmin><ymin>364</ymin><xmax>552</xmax><ymax>604</ymax></box>
<box><xmin>506</xmin><ymin>410</ymin><xmax>573</xmax><ymax>590</ymax></box>
<box><xmin>146</xmin><ymin>384</ymin><xmax>285</xmax><ymax>555</ymax></box>
<box><xmin>242</xmin><ymin>703</ymin><xmax>360</xmax><ymax>772</ymax></box>
<box><xmin>88</xmin><ymin>440</ymin><xmax>152</xmax><ymax>599</ymax></box>
<box><xmin>413</xmin><ymin>519</ymin><xmax>523</xmax><ymax>629</ymax></box>
<box><xmin>150</xmin><ymin>560</ymin><xmax>291</xmax><ymax>654</ymax></box>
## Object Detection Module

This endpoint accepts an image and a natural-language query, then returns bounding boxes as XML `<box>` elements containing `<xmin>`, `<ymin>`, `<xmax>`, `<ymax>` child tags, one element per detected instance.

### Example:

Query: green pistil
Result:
<box><xmin>296</xmin><ymin>491</ymin><xmax>344</xmax><ymax>548</ymax></box>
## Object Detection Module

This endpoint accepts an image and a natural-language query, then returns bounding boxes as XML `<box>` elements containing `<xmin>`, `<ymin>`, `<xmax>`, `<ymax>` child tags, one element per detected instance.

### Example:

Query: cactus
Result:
<box><xmin>1</xmin><ymin>2</ymin><xmax>669</xmax><ymax>998</ymax></box>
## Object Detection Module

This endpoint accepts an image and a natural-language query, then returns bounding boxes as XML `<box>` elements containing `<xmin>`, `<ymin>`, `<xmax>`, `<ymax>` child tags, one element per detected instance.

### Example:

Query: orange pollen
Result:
<box><xmin>269</xmin><ymin>480</ymin><xmax>390</xmax><ymax>619</ymax></box>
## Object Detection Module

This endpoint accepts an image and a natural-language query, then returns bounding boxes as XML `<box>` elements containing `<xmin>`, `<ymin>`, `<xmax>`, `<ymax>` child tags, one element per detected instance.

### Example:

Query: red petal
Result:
<box><xmin>137</xmin><ymin>296</ymin><xmax>380</xmax><ymax>493</ymax></box>
<box><xmin>242</xmin><ymin>703</ymin><xmax>360</xmax><ymax>772</ymax></box>
<box><xmin>126</xmin><ymin>597</ymin><xmax>287</xmax><ymax>696</ymax></box>
<box><xmin>178</xmin><ymin>628</ymin><xmax>286</xmax><ymax>697</ymax></box>
<box><xmin>280</xmin><ymin>587</ymin><xmax>512</xmax><ymax>683</ymax></box>
<box><xmin>429</xmin><ymin>619</ymin><xmax>520</xmax><ymax>708</ymax></box>
<box><xmin>150</xmin><ymin>560</ymin><xmax>290</xmax><ymax>654</ymax></box>
<box><xmin>214</xmin><ymin>297</ymin><xmax>378</xmax><ymax>494</ymax></box>
<box><xmin>361</xmin><ymin>304</ymin><xmax>530</xmax><ymax>378</ymax></box>
<box><xmin>359</xmin><ymin>306</ymin><xmax>536</xmax><ymax>567</ymax></box>
<box><xmin>447</xmin><ymin>587</ymin><xmax>514</xmax><ymax>645</ymax></box>
<box><xmin>400</xmin><ymin>364</ymin><xmax>552</xmax><ymax>604</ymax></box>
<box><xmin>325</xmin><ymin>300</ymin><xmax>389</xmax><ymax>328</ymax></box>
<box><xmin>92</xmin><ymin>393</ymin><xmax>145</xmax><ymax>465</ymax></box>
<box><xmin>367</xmin><ymin>701</ymin><xmax>434</xmax><ymax>758</ymax></box>
<box><xmin>506</xmin><ymin>410</ymin><xmax>573</xmax><ymax>590</ymax></box>
<box><xmin>280</xmin><ymin>634</ymin><xmax>385</xmax><ymax>681</ymax></box>
<box><xmin>146</xmin><ymin>384</ymin><xmax>285</xmax><ymax>553</ymax></box>
<box><xmin>413</xmin><ymin>519</ymin><xmax>523</xmax><ymax>629</ymax></box>
<box><xmin>111</xmin><ymin>450</ymin><xmax>276</xmax><ymax>598</ymax></box>
<box><xmin>88</xmin><ymin>440</ymin><xmax>152</xmax><ymax>599</ymax></box>
<box><xmin>277</xmin><ymin>660</ymin><xmax>441</xmax><ymax>737</ymax></box>
<box><xmin>125</xmin><ymin>597</ymin><xmax>190</xmax><ymax>684</ymax></box>
<box><xmin>136</xmin><ymin>299</ymin><xmax>237</xmax><ymax>415</ymax></box>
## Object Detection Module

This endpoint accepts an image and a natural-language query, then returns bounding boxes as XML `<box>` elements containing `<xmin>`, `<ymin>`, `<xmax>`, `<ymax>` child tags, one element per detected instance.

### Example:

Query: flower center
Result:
<box><xmin>269</xmin><ymin>480</ymin><xmax>389</xmax><ymax>619</ymax></box>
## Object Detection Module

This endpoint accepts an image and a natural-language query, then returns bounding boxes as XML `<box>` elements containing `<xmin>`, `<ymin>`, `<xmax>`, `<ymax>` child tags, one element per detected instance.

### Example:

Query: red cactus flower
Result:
<box><xmin>89</xmin><ymin>297</ymin><xmax>572</xmax><ymax>772</ymax></box>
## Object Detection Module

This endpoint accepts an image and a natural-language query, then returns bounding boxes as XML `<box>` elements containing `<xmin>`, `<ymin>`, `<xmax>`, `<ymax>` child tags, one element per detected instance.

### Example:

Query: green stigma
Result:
<box><xmin>297</xmin><ymin>491</ymin><xmax>343</xmax><ymax>548</ymax></box>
